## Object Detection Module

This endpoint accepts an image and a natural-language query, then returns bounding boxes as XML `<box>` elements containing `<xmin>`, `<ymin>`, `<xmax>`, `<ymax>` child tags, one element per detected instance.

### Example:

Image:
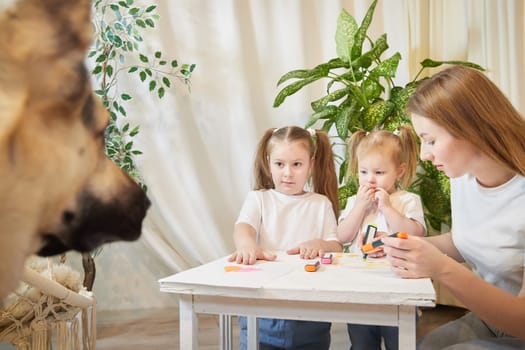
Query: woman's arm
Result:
<box><xmin>383</xmin><ymin>236</ymin><xmax>525</xmax><ymax>339</ymax></box>
<box><xmin>426</xmin><ymin>233</ymin><xmax>464</xmax><ymax>262</ymax></box>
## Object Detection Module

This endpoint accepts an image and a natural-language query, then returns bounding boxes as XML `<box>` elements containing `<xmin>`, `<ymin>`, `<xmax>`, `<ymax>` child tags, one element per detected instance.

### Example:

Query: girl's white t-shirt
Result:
<box><xmin>236</xmin><ymin>189</ymin><xmax>339</xmax><ymax>251</ymax></box>
<box><xmin>339</xmin><ymin>190</ymin><xmax>426</xmax><ymax>253</ymax></box>
<box><xmin>451</xmin><ymin>173</ymin><xmax>525</xmax><ymax>295</ymax></box>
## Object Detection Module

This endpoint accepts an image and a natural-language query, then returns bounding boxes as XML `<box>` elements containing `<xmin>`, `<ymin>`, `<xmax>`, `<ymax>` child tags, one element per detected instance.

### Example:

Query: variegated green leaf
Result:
<box><xmin>420</xmin><ymin>59</ymin><xmax>485</xmax><ymax>71</ymax></box>
<box><xmin>351</xmin><ymin>0</ymin><xmax>378</xmax><ymax>60</ymax></box>
<box><xmin>311</xmin><ymin>87</ymin><xmax>349</xmax><ymax>112</ymax></box>
<box><xmin>362</xmin><ymin>100</ymin><xmax>394</xmax><ymax>130</ymax></box>
<box><xmin>277</xmin><ymin>69</ymin><xmax>314</xmax><ymax>86</ymax></box>
<box><xmin>273</xmin><ymin>75</ymin><xmax>323</xmax><ymax>107</ymax></box>
<box><xmin>369</xmin><ymin>52</ymin><xmax>401</xmax><ymax>79</ymax></box>
<box><xmin>335</xmin><ymin>9</ymin><xmax>358</xmax><ymax>62</ymax></box>
<box><xmin>306</xmin><ymin>105</ymin><xmax>338</xmax><ymax>128</ymax></box>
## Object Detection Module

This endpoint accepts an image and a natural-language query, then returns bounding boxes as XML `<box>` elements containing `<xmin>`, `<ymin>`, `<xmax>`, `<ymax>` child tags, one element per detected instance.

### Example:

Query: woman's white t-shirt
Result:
<box><xmin>451</xmin><ymin>173</ymin><xmax>525</xmax><ymax>295</ymax></box>
<box><xmin>236</xmin><ymin>189</ymin><xmax>339</xmax><ymax>251</ymax></box>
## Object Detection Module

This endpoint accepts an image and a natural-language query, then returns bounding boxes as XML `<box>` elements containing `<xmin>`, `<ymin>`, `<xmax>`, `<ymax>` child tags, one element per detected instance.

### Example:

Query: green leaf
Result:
<box><xmin>145</xmin><ymin>19</ymin><xmax>155</xmax><ymax>28</ymax></box>
<box><xmin>346</xmin><ymin>84</ymin><xmax>368</xmax><ymax>108</ymax></box>
<box><xmin>310</xmin><ymin>87</ymin><xmax>349</xmax><ymax>112</ymax></box>
<box><xmin>273</xmin><ymin>75</ymin><xmax>324</xmax><ymax>108</ymax></box>
<box><xmin>106</xmin><ymin>65</ymin><xmax>114</xmax><ymax>77</ymax></box>
<box><xmin>335</xmin><ymin>107</ymin><xmax>352</xmax><ymax>140</ymax></box>
<box><xmin>158</xmin><ymin>87</ymin><xmax>165</xmax><ymax>98</ymax></box>
<box><xmin>362</xmin><ymin>100</ymin><xmax>394</xmax><ymax>130</ymax></box>
<box><xmin>362</xmin><ymin>78</ymin><xmax>383</xmax><ymax>100</ymax></box>
<box><xmin>305</xmin><ymin>105</ymin><xmax>338</xmax><ymax>128</ymax></box>
<box><xmin>154</xmin><ymin>51</ymin><xmax>162</xmax><ymax>59</ymax></box>
<box><xmin>420</xmin><ymin>59</ymin><xmax>485</xmax><ymax>71</ymax></box>
<box><xmin>122</xmin><ymin>123</ymin><xmax>130</xmax><ymax>132</ymax></box>
<box><xmin>139</xmin><ymin>54</ymin><xmax>148</xmax><ymax>63</ymax></box>
<box><xmin>335</xmin><ymin>9</ymin><xmax>358</xmax><ymax>62</ymax></box>
<box><xmin>121</xmin><ymin>93</ymin><xmax>132</xmax><ymax>101</ymax></box>
<box><xmin>92</xmin><ymin>66</ymin><xmax>103</xmax><ymax>74</ymax></box>
<box><xmin>129</xmin><ymin>126</ymin><xmax>140</xmax><ymax>137</ymax></box>
<box><xmin>353</xmin><ymin>34</ymin><xmax>388</xmax><ymax>69</ymax></box>
<box><xmin>149</xmin><ymin>80</ymin><xmax>157</xmax><ymax>91</ymax></box>
<box><xmin>139</xmin><ymin>71</ymin><xmax>146</xmax><ymax>82</ymax></box>
<box><xmin>369</xmin><ymin>52</ymin><xmax>401</xmax><ymax>79</ymax></box>
<box><xmin>96</xmin><ymin>54</ymin><xmax>107</xmax><ymax>63</ymax></box>
<box><xmin>162</xmin><ymin>77</ymin><xmax>171</xmax><ymax>88</ymax></box>
<box><xmin>171</xmin><ymin>60</ymin><xmax>178</xmax><ymax>68</ymax></box>
<box><xmin>128</xmin><ymin>66</ymin><xmax>138</xmax><ymax>73</ymax></box>
<box><xmin>276</xmin><ymin>69</ymin><xmax>313</xmax><ymax>86</ymax></box>
<box><xmin>351</xmin><ymin>0</ymin><xmax>378</xmax><ymax>60</ymax></box>
<box><xmin>145</xmin><ymin>5</ymin><xmax>156</xmax><ymax>13</ymax></box>
<box><xmin>321</xmin><ymin>119</ymin><xmax>335</xmax><ymax>133</ymax></box>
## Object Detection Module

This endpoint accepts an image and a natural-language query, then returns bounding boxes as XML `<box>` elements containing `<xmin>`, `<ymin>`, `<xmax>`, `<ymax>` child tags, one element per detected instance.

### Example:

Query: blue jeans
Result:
<box><xmin>347</xmin><ymin>323</ymin><xmax>398</xmax><ymax>350</ymax></box>
<box><xmin>239</xmin><ymin>317</ymin><xmax>331</xmax><ymax>350</ymax></box>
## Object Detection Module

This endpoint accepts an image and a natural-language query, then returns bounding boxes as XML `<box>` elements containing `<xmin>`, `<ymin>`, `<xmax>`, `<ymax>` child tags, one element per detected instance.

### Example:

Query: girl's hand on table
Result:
<box><xmin>228</xmin><ymin>246</ymin><xmax>276</xmax><ymax>265</ymax></box>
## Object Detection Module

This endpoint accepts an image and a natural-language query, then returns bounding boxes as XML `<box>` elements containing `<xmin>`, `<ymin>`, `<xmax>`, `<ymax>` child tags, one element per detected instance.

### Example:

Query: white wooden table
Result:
<box><xmin>159</xmin><ymin>252</ymin><xmax>435</xmax><ymax>350</ymax></box>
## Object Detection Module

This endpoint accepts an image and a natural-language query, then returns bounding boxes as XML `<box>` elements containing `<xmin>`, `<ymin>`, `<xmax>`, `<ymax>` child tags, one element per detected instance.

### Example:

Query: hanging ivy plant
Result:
<box><xmin>88</xmin><ymin>0</ymin><xmax>196</xmax><ymax>189</ymax></box>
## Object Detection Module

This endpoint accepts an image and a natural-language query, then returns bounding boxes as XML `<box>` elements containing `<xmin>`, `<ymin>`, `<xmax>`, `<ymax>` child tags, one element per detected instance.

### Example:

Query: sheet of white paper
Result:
<box><xmin>159</xmin><ymin>254</ymin><xmax>300</xmax><ymax>289</ymax></box>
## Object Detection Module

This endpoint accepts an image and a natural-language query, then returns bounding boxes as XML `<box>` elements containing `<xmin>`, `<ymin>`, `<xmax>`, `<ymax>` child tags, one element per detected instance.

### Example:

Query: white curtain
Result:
<box><xmin>72</xmin><ymin>0</ymin><xmax>525</xmax><ymax>310</ymax></box>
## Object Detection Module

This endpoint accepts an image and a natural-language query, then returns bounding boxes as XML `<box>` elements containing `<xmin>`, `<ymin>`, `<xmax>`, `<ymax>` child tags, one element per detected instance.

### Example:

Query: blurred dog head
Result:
<box><xmin>0</xmin><ymin>0</ymin><xmax>150</xmax><ymax>299</ymax></box>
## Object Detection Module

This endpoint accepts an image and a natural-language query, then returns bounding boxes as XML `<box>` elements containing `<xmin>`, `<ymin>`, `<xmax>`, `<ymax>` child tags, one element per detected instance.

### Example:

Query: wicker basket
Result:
<box><xmin>0</xmin><ymin>257</ymin><xmax>96</xmax><ymax>350</ymax></box>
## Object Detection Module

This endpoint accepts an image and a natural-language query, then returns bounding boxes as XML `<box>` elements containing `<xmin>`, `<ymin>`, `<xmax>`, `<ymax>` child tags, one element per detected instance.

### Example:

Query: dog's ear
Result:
<box><xmin>0</xmin><ymin>0</ymin><xmax>93</xmax><ymax>141</ymax></box>
<box><xmin>0</xmin><ymin>0</ymin><xmax>93</xmax><ymax>142</ymax></box>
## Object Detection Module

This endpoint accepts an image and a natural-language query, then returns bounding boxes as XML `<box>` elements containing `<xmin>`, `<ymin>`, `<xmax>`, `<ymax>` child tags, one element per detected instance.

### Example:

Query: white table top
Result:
<box><xmin>159</xmin><ymin>252</ymin><xmax>436</xmax><ymax>307</ymax></box>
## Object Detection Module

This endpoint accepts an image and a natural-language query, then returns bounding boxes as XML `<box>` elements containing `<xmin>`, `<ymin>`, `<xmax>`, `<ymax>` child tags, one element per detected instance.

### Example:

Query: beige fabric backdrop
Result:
<box><xmin>72</xmin><ymin>0</ymin><xmax>525</xmax><ymax>310</ymax></box>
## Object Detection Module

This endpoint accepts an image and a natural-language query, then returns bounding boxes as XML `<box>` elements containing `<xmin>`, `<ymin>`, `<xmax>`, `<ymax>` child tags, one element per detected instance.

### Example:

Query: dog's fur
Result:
<box><xmin>0</xmin><ymin>0</ymin><xmax>150</xmax><ymax>299</ymax></box>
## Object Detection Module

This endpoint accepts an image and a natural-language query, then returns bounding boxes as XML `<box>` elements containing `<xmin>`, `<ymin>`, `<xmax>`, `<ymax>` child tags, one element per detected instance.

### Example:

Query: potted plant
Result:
<box><xmin>273</xmin><ymin>0</ymin><xmax>483</xmax><ymax>234</ymax></box>
<box><xmin>80</xmin><ymin>0</ymin><xmax>195</xmax><ymax>290</ymax></box>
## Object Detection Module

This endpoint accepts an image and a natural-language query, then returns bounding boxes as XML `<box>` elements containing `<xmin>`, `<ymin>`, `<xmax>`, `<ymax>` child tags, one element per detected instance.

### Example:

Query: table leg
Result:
<box><xmin>247</xmin><ymin>316</ymin><xmax>259</xmax><ymax>350</ymax></box>
<box><xmin>219</xmin><ymin>314</ymin><xmax>233</xmax><ymax>350</ymax></box>
<box><xmin>180</xmin><ymin>294</ymin><xmax>198</xmax><ymax>349</ymax></box>
<box><xmin>398</xmin><ymin>305</ymin><xmax>416</xmax><ymax>350</ymax></box>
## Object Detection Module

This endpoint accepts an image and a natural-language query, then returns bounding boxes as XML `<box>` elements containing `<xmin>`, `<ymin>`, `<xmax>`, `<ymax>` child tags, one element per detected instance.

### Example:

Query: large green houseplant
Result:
<box><xmin>273</xmin><ymin>0</ymin><xmax>483</xmax><ymax>234</ymax></box>
<box><xmin>79</xmin><ymin>0</ymin><xmax>195</xmax><ymax>290</ymax></box>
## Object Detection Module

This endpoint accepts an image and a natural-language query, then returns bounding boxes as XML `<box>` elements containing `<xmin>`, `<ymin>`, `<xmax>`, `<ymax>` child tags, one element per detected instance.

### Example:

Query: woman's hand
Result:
<box><xmin>382</xmin><ymin>235</ymin><xmax>450</xmax><ymax>278</ymax></box>
<box><xmin>228</xmin><ymin>246</ymin><xmax>276</xmax><ymax>265</ymax></box>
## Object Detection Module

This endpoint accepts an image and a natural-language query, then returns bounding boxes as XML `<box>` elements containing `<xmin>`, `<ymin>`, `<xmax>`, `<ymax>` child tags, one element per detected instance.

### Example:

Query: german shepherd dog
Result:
<box><xmin>0</xmin><ymin>0</ymin><xmax>150</xmax><ymax>299</ymax></box>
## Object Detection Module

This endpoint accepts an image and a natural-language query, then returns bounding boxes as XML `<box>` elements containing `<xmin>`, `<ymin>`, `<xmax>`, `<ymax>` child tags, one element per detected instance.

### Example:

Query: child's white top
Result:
<box><xmin>236</xmin><ymin>189</ymin><xmax>339</xmax><ymax>251</ymax></box>
<box><xmin>451</xmin><ymin>173</ymin><xmax>525</xmax><ymax>296</ymax></box>
<box><xmin>339</xmin><ymin>190</ymin><xmax>426</xmax><ymax>253</ymax></box>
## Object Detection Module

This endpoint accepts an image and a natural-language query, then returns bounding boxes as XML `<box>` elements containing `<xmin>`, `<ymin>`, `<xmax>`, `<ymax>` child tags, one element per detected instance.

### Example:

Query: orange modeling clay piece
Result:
<box><xmin>304</xmin><ymin>260</ymin><xmax>320</xmax><ymax>272</ymax></box>
<box><xmin>361</xmin><ymin>232</ymin><xmax>408</xmax><ymax>254</ymax></box>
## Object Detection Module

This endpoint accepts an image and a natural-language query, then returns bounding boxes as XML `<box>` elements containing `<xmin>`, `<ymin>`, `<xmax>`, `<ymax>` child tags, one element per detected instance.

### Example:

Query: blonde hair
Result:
<box><xmin>408</xmin><ymin>66</ymin><xmax>525</xmax><ymax>176</ymax></box>
<box><xmin>253</xmin><ymin>126</ymin><xmax>339</xmax><ymax>216</ymax></box>
<box><xmin>347</xmin><ymin>125</ymin><xmax>419</xmax><ymax>189</ymax></box>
